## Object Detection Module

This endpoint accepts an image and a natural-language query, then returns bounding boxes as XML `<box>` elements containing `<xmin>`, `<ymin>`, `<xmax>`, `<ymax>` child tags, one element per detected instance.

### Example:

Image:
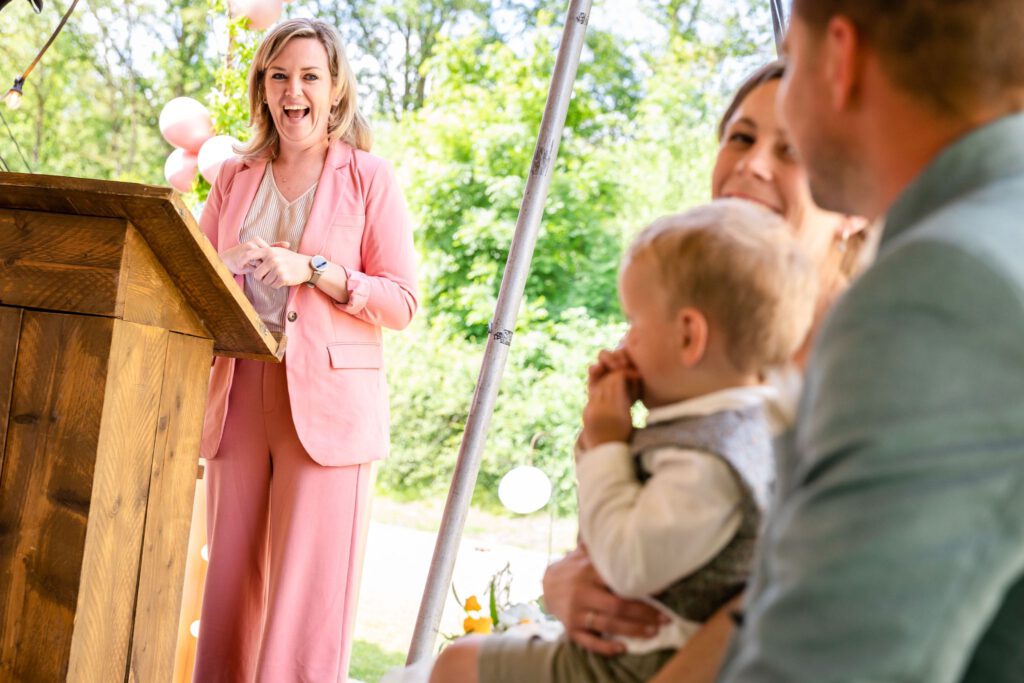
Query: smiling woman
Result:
<box><xmin>193</xmin><ymin>18</ymin><xmax>418</xmax><ymax>683</ymax></box>
<box><xmin>712</xmin><ymin>61</ymin><xmax>860</xmax><ymax>302</ymax></box>
<box><xmin>240</xmin><ymin>19</ymin><xmax>371</xmax><ymax>164</ymax></box>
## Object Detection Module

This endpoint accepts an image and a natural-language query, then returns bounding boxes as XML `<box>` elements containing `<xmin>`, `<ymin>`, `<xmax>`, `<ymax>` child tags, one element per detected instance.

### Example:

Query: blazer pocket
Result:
<box><xmin>328</xmin><ymin>342</ymin><xmax>382</xmax><ymax>369</ymax></box>
<box><xmin>332</xmin><ymin>213</ymin><xmax>366</xmax><ymax>229</ymax></box>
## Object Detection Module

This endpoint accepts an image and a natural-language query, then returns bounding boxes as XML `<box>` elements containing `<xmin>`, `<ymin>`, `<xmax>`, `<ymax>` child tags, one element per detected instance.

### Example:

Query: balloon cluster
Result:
<box><xmin>160</xmin><ymin>0</ymin><xmax>295</xmax><ymax>191</ymax></box>
<box><xmin>159</xmin><ymin>97</ymin><xmax>240</xmax><ymax>192</ymax></box>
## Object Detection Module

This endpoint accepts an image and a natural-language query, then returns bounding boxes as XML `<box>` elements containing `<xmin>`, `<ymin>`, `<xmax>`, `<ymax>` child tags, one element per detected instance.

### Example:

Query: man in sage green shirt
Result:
<box><xmin>719</xmin><ymin>2</ymin><xmax>1024</xmax><ymax>681</ymax></box>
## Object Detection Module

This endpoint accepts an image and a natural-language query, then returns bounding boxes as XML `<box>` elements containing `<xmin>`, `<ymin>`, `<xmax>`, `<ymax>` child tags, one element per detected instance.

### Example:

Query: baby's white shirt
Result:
<box><xmin>576</xmin><ymin>384</ymin><xmax>783</xmax><ymax>654</ymax></box>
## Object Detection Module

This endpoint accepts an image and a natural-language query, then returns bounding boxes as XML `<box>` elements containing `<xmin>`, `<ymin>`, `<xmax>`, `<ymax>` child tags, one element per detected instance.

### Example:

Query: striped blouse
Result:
<box><xmin>238</xmin><ymin>164</ymin><xmax>318</xmax><ymax>333</ymax></box>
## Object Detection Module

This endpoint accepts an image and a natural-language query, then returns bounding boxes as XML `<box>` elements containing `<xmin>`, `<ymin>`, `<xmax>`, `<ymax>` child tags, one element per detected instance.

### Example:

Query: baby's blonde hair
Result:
<box><xmin>627</xmin><ymin>199</ymin><xmax>818</xmax><ymax>374</ymax></box>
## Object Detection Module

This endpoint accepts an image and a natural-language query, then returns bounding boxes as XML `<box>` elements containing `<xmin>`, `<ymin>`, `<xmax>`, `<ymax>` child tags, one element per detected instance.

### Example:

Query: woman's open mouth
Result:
<box><xmin>283</xmin><ymin>105</ymin><xmax>310</xmax><ymax>121</ymax></box>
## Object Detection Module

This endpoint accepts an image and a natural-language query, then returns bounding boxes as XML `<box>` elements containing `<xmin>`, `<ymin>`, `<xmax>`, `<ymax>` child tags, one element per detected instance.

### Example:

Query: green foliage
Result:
<box><xmin>388</xmin><ymin>21</ymin><xmax>638</xmax><ymax>339</ymax></box>
<box><xmin>381</xmin><ymin>310</ymin><xmax>624</xmax><ymax>516</ymax></box>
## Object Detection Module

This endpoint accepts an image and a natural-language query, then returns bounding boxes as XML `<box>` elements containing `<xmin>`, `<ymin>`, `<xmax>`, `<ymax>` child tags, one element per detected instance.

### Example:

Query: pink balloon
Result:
<box><xmin>243</xmin><ymin>0</ymin><xmax>283</xmax><ymax>30</ymax></box>
<box><xmin>198</xmin><ymin>135</ymin><xmax>241</xmax><ymax>184</ymax></box>
<box><xmin>164</xmin><ymin>148</ymin><xmax>199</xmax><ymax>193</ymax></box>
<box><xmin>159</xmin><ymin>97</ymin><xmax>214</xmax><ymax>152</ymax></box>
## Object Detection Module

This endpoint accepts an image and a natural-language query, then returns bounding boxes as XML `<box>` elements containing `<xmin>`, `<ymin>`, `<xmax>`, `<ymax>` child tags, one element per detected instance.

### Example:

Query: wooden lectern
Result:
<box><xmin>0</xmin><ymin>173</ymin><xmax>283</xmax><ymax>683</ymax></box>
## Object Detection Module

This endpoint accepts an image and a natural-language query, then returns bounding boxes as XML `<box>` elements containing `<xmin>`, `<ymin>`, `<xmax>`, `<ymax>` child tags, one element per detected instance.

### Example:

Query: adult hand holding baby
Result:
<box><xmin>542</xmin><ymin>546</ymin><xmax>666</xmax><ymax>656</ymax></box>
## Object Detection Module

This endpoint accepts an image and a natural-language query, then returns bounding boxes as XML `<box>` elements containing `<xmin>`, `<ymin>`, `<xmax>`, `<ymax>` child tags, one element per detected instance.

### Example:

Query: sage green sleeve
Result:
<box><xmin>720</xmin><ymin>237</ymin><xmax>1024</xmax><ymax>683</ymax></box>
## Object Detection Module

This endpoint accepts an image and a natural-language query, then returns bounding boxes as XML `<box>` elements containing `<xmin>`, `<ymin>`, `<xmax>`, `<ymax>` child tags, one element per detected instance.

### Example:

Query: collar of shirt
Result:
<box><xmin>644</xmin><ymin>384</ymin><xmax>780</xmax><ymax>428</ymax></box>
<box><xmin>883</xmin><ymin>112</ymin><xmax>1024</xmax><ymax>247</ymax></box>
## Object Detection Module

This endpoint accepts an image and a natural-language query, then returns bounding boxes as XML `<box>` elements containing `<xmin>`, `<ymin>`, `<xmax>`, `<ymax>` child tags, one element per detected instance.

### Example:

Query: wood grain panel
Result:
<box><xmin>66</xmin><ymin>320</ymin><xmax>168</xmax><ymax>683</ymax></box>
<box><xmin>0</xmin><ymin>208</ymin><xmax>127</xmax><ymax>316</ymax></box>
<box><xmin>122</xmin><ymin>225</ymin><xmax>208</xmax><ymax>338</ymax></box>
<box><xmin>0</xmin><ymin>174</ymin><xmax>282</xmax><ymax>360</ymax></box>
<box><xmin>0</xmin><ymin>312</ymin><xmax>113</xmax><ymax>683</ymax></box>
<box><xmin>128</xmin><ymin>332</ymin><xmax>213</xmax><ymax>683</ymax></box>
<box><xmin>0</xmin><ymin>306</ymin><xmax>22</xmax><ymax>472</ymax></box>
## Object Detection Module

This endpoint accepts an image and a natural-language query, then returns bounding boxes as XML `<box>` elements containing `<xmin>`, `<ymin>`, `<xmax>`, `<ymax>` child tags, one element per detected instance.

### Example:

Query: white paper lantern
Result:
<box><xmin>158</xmin><ymin>97</ymin><xmax>214</xmax><ymax>152</ymax></box>
<box><xmin>198</xmin><ymin>135</ymin><xmax>241</xmax><ymax>184</ymax></box>
<box><xmin>498</xmin><ymin>466</ymin><xmax>552</xmax><ymax>514</ymax></box>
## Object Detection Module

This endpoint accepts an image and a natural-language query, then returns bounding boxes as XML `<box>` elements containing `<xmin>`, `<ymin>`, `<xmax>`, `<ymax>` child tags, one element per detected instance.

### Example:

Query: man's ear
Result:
<box><xmin>678</xmin><ymin>307</ymin><xmax>709</xmax><ymax>367</ymax></box>
<box><xmin>824</xmin><ymin>15</ymin><xmax>862</xmax><ymax>112</ymax></box>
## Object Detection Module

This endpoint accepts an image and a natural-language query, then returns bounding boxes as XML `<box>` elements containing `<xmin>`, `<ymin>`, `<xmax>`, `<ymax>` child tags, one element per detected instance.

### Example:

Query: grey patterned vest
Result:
<box><xmin>630</xmin><ymin>405</ymin><xmax>774</xmax><ymax>623</ymax></box>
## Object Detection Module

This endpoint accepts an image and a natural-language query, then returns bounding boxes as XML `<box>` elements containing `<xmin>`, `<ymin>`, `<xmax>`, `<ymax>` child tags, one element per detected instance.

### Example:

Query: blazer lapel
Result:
<box><xmin>287</xmin><ymin>141</ymin><xmax>353</xmax><ymax>308</ymax></box>
<box><xmin>219</xmin><ymin>159</ymin><xmax>267</xmax><ymax>255</ymax></box>
<box><xmin>296</xmin><ymin>140</ymin><xmax>353</xmax><ymax>258</ymax></box>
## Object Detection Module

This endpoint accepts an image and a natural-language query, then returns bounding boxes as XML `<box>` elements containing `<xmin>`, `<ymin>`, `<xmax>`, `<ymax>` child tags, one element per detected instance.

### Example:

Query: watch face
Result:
<box><xmin>311</xmin><ymin>255</ymin><xmax>328</xmax><ymax>272</ymax></box>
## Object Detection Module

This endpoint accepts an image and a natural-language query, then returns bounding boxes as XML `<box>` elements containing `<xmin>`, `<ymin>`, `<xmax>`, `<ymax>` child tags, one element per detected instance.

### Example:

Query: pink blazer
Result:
<box><xmin>198</xmin><ymin>140</ymin><xmax>419</xmax><ymax>466</ymax></box>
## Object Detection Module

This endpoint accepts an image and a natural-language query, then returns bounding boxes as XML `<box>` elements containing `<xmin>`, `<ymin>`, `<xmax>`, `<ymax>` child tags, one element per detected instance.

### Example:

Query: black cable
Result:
<box><xmin>0</xmin><ymin>107</ymin><xmax>32</xmax><ymax>173</ymax></box>
<box><xmin>0</xmin><ymin>151</ymin><xmax>10</xmax><ymax>172</ymax></box>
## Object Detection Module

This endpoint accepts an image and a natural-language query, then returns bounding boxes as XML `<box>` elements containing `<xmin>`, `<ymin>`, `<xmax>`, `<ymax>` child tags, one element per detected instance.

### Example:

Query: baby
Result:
<box><xmin>430</xmin><ymin>199</ymin><xmax>818</xmax><ymax>683</ymax></box>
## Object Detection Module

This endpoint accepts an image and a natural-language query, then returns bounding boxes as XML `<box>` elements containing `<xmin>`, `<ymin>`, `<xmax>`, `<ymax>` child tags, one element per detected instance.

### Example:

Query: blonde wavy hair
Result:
<box><xmin>238</xmin><ymin>18</ymin><xmax>372</xmax><ymax>162</ymax></box>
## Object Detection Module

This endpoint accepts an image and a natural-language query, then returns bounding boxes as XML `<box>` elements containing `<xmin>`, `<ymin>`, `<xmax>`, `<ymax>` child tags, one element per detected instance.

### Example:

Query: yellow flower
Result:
<box><xmin>463</xmin><ymin>615</ymin><xmax>493</xmax><ymax>635</ymax></box>
<box><xmin>464</xmin><ymin>595</ymin><xmax>482</xmax><ymax>612</ymax></box>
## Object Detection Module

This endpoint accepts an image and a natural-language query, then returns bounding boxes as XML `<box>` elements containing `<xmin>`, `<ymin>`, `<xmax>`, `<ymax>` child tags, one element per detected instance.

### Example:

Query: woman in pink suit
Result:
<box><xmin>192</xmin><ymin>18</ymin><xmax>418</xmax><ymax>682</ymax></box>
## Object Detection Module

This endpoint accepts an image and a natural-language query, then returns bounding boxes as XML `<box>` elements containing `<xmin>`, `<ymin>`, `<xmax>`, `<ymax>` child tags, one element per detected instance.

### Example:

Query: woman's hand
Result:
<box><xmin>543</xmin><ymin>546</ymin><xmax>665</xmax><ymax>656</ymax></box>
<box><xmin>220</xmin><ymin>238</ymin><xmax>271</xmax><ymax>276</ymax></box>
<box><xmin>250</xmin><ymin>240</ymin><xmax>313</xmax><ymax>289</ymax></box>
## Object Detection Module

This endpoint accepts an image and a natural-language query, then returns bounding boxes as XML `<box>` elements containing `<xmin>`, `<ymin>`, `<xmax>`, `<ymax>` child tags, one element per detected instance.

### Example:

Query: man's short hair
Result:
<box><xmin>791</xmin><ymin>0</ymin><xmax>1024</xmax><ymax>116</ymax></box>
<box><xmin>627</xmin><ymin>200</ymin><xmax>818</xmax><ymax>375</ymax></box>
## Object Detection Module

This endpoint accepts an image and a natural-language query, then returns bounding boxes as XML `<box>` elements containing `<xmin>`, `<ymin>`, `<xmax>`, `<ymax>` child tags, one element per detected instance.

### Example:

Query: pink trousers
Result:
<box><xmin>193</xmin><ymin>359</ymin><xmax>371</xmax><ymax>683</ymax></box>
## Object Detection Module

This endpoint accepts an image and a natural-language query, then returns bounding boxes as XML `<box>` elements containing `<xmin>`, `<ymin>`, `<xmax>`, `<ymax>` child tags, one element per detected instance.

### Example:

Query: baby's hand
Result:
<box><xmin>588</xmin><ymin>347</ymin><xmax>642</xmax><ymax>404</ymax></box>
<box><xmin>580</xmin><ymin>370</ymin><xmax>634</xmax><ymax>453</ymax></box>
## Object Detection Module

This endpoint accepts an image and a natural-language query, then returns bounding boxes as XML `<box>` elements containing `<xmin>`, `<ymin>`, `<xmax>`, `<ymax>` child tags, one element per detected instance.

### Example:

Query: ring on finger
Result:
<box><xmin>584</xmin><ymin>609</ymin><xmax>597</xmax><ymax>631</ymax></box>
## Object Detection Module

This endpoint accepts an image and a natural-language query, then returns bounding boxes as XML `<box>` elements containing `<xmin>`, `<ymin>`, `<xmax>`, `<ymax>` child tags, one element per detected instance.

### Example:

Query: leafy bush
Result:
<box><xmin>381</xmin><ymin>308</ymin><xmax>625</xmax><ymax>517</ymax></box>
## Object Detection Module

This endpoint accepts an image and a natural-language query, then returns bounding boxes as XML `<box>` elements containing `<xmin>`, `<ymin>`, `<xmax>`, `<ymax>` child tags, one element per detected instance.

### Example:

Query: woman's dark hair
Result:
<box><xmin>717</xmin><ymin>61</ymin><xmax>786</xmax><ymax>140</ymax></box>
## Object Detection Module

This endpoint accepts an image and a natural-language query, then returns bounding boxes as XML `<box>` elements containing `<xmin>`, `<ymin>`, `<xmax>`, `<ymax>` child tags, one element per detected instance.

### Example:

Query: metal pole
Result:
<box><xmin>770</xmin><ymin>0</ymin><xmax>786</xmax><ymax>56</ymax></box>
<box><xmin>405</xmin><ymin>0</ymin><xmax>593</xmax><ymax>664</ymax></box>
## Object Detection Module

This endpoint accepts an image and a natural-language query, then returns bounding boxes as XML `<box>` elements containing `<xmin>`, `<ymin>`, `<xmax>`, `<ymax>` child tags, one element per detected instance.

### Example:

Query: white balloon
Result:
<box><xmin>164</xmin><ymin>148</ymin><xmax>198</xmax><ymax>193</ymax></box>
<box><xmin>198</xmin><ymin>135</ymin><xmax>241</xmax><ymax>184</ymax></box>
<box><xmin>158</xmin><ymin>97</ymin><xmax>214</xmax><ymax>152</ymax></box>
<box><xmin>498</xmin><ymin>466</ymin><xmax>552</xmax><ymax>515</ymax></box>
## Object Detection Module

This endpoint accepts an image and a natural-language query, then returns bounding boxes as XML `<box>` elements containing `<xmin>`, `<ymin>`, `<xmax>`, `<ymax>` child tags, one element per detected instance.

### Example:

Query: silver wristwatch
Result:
<box><xmin>306</xmin><ymin>254</ymin><xmax>328</xmax><ymax>288</ymax></box>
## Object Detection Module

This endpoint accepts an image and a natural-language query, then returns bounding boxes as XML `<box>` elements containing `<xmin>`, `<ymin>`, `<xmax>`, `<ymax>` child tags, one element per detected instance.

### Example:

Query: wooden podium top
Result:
<box><xmin>0</xmin><ymin>172</ymin><xmax>283</xmax><ymax>360</ymax></box>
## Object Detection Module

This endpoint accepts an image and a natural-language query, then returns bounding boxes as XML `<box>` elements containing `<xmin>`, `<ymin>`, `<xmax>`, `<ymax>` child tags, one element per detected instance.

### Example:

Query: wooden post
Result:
<box><xmin>0</xmin><ymin>174</ymin><xmax>282</xmax><ymax>682</ymax></box>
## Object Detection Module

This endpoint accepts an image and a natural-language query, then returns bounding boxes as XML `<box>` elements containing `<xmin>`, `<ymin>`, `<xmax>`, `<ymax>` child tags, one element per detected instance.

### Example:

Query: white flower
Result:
<box><xmin>497</xmin><ymin>602</ymin><xmax>546</xmax><ymax>630</ymax></box>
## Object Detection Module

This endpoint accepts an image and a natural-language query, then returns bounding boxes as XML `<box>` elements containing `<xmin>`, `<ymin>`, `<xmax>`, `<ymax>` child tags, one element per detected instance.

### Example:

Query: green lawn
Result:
<box><xmin>350</xmin><ymin>639</ymin><xmax>407</xmax><ymax>683</ymax></box>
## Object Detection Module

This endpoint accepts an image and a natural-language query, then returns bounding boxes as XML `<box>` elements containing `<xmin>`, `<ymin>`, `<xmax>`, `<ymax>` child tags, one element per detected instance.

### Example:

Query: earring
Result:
<box><xmin>836</xmin><ymin>218</ymin><xmax>855</xmax><ymax>253</ymax></box>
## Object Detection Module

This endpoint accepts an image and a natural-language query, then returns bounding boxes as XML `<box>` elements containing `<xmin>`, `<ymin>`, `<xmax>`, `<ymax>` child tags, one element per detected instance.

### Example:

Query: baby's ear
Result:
<box><xmin>677</xmin><ymin>307</ymin><xmax>709</xmax><ymax>367</ymax></box>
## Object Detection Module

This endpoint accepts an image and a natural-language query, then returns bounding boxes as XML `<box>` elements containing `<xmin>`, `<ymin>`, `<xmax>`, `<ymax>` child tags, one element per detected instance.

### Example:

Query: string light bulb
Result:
<box><xmin>4</xmin><ymin>77</ymin><xmax>24</xmax><ymax>110</ymax></box>
<box><xmin>4</xmin><ymin>0</ymin><xmax>79</xmax><ymax>110</ymax></box>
